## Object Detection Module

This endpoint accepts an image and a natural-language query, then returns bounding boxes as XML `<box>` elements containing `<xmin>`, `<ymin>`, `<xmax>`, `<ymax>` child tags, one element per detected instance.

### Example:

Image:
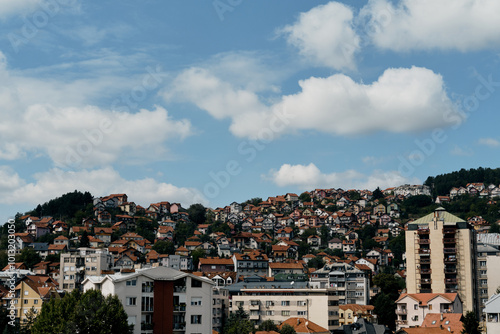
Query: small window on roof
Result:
<box><xmin>445</xmin><ymin>320</ymin><xmax>450</xmax><ymax>325</ymax></box>
<box><xmin>432</xmin><ymin>321</ymin><xmax>437</xmax><ymax>325</ymax></box>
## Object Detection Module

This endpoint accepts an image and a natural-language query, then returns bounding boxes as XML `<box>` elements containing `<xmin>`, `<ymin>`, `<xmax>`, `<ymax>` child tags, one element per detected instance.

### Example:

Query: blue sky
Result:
<box><xmin>1</xmin><ymin>0</ymin><xmax>500</xmax><ymax>222</ymax></box>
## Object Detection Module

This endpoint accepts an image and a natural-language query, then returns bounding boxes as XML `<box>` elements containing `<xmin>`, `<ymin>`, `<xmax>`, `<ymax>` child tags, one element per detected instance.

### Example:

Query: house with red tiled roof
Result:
<box><xmin>279</xmin><ymin>317</ymin><xmax>329</xmax><ymax>334</ymax></box>
<box><xmin>48</xmin><ymin>244</ymin><xmax>67</xmax><ymax>255</ymax></box>
<box><xmin>268</xmin><ymin>262</ymin><xmax>305</xmax><ymax>277</ymax></box>
<box><xmin>339</xmin><ymin>304</ymin><xmax>375</xmax><ymax>325</ymax></box>
<box><xmin>395</xmin><ymin>293</ymin><xmax>463</xmax><ymax>330</ymax></box>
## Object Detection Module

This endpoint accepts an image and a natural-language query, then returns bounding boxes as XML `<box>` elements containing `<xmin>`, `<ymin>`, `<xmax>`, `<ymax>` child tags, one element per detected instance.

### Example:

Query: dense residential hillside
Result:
<box><xmin>424</xmin><ymin>167</ymin><xmax>500</xmax><ymax>196</ymax></box>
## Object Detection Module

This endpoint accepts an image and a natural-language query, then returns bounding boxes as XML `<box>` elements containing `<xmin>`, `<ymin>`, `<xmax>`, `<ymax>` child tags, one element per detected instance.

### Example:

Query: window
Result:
<box><xmin>24</xmin><ymin>291</ymin><xmax>29</xmax><ymax>296</ymax></box>
<box><xmin>126</xmin><ymin>297</ymin><xmax>136</xmax><ymax>306</ymax></box>
<box><xmin>480</xmin><ymin>261</ymin><xmax>486</xmax><ymax>267</ymax></box>
<box><xmin>281</xmin><ymin>300</ymin><xmax>290</xmax><ymax>306</ymax></box>
<box><xmin>191</xmin><ymin>297</ymin><xmax>202</xmax><ymax>306</ymax></box>
<box><xmin>142</xmin><ymin>296</ymin><xmax>153</xmax><ymax>312</ymax></box>
<box><xmin>24</xmin><ymin>300</ymin><xmax>28</xmax><ymax>304</ymax></box>
<box><xmin>414</xmin><ymin>304</ymin><xmax>418</xmax><ymax>310</ymax></box>
<box><xmin>281</xmin><ymin>310</ymin><xmax>290</xmax><ymax>316</ymax></box>
<box><xmin>266</xmin><ymin>311</ymin><xmax>274</xmax><ymax>316</ymax></box>
<box><xmin>191</xmin><ymin>279</ymin><xmax>202</xmax><ymax>288</ymax></box>
<box><xmin>266</xmin><ymin>301</ymin><xmax>274</xmax><ymax>307</ymax></box>
<box><xmin>191</xmin><ymin>315</ymin><xmax>202</xmax><ymax>324</ymax></box>
<box><xmin>297</xmin><ymin>301</ymin><xmax>306</xmax><ymax>306</ymax></box>
<box><xmin>429</xmin><ymin>304</ymin><xmax>432</xmax><ymax>310</ymax></box>
<box><xmin>126</xmin><ymin>280</ymin><xmax>137</xmax><ymax>286</ymax></box>
<box><xmin>142</xmin><ymin>281</ymin><xmax>154</xmax><ymax>293</ymax></box>
<box><xmin>34</xmin><ymin>300</ymin><xmax>38</xmax><ymax>304</ymax></box>
<box><xmin>298</xmin><ymin>311</ymin><xmax>307</xmax><ymax>316</ymax></box>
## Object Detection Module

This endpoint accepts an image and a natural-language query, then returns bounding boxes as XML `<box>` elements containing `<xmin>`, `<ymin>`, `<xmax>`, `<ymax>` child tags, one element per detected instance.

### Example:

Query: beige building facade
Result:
<box><xmin>405</xmin><ymin>208</ymin><xmax>478</xmax><ymax>313</ymax></box>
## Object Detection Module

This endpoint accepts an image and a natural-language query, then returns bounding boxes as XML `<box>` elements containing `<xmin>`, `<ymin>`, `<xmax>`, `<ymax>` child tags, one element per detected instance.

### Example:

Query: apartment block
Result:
<box><xmin>310</xmin><ymin>262</ymin><xmax>370</xmax><ymax>305</ymax></box>
<box><xmin>83</xmin><ymin>266</ymin><xmax>214</xmax><ymax>334</ymax></box>
<box><xmin>405</xmin><ymin>207</ymin><xmax>478</xmax><ymax>312</ymax></box>
<box><xmin>227</xmin><ymin>276</ymin><xmax>340</xmax><ymax>331</ymax></box>
<box><xmin>59</xmin><ymin>248</ymin><xmax>113</xmax><ymax>292</ymax></box>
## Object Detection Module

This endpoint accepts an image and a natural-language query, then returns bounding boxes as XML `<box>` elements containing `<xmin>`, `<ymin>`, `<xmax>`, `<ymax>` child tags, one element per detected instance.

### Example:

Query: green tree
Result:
<box><xmin>307</xmin><ymin>256</ymin><xmax>325</xmax><ymax>269</ymax></box>
<box><xmin>373</xmin><ymin>187</ymin><xmax>384</xmax><ymax>200</ymax></box>
<box><xmin>152</xmin><ymin>240</ymin><xmax>175</xmax><ymax>255</ymax></box>
<box><xmin>372</xmin><ymin>293</ymin><xmax>396</xmax><ymax>331</ymax></box>
<box><xmin>79</xmin><ymin>230</ymin><xmax>90</xmax><ymax>248</ymax></box>
<box><xmin>16</xmin><ymin>247</ymin><xmax>41</xmax><ymax>269</ymax></box>
<box><xmin>299</xmin><ymin>192</ymin><xmax>311</xmax><ymax>202</ymax></box>
<box><xmin>31</xmin><ymin>289</ymin><xmax>132</xmax><ymax>334</ymax></box>
<box><xmin>20</xmin><ymin>307</ymin><xmax>37</xmax><ymax>334</ymax></box>
<box><xmin>461</xmin><ymin>311</ymin><xmax>482</xmax><ymax>334</ymax></box>
<box><xmin>191</xmin><ymin>248</ymin><xmax>206</xmax><ymax>270</ymax></box>
<box><xmin>258</xmin><ymin>319</ymin><xmax>278</xmax><ymax>332</ymax></box>
<box><xmin>223</xmin><ymin>306</ymin><xmax>254</xmax><ymax>334</ymax></box>
<box><xmin>187</xmin><ymin>204</ymin><xmax>207</xmax><ymax>225</ymax></box>
<box><xmin>279</xmin><ymin>324</ymin><xmax>297</xmax><ymax>334</ymax></box>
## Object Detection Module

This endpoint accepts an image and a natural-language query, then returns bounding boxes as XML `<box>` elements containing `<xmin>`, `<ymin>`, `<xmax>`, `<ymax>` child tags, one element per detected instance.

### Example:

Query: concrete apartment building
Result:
<box><xmin>405</xmin><ymin>207</ymin><xmax>478</xmax><ymax>313</ymax></box>
<box><xmin>59</xmin><ymin>247</ymin><xmax>113</xmax><ymax>292</ymax></box>
<box><xmin>83</xmin><ymin>266</ymin><xmax>214</xmax><ymax>334</ymax></box>
<box><xmin>484</xmin><ymin>293</ymin><xmax>500</xmax><ymax>334</ymax></box>
<box><xmin>227</xmin><ymin>276</ymin><xmax>340</xmax><ymax>331</ymax></box>
<box><xmin>310</xmin><ymin>262</ymin><xmax>370</xmax><ymax>305</ymax></box>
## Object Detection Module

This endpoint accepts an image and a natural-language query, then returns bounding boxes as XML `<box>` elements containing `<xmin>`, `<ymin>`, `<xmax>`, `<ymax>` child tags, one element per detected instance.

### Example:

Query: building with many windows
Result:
<box><xmin>59</xmin><ymin>248</ymin><xmax>113</xmax><ymax>292</ymax></box>
<box><xmin>405</xmin><ymin>208</ymin><xmax>478</xmax><ymax>313</ymax></box>
<box><xmin>227</xmin><ymin>276</ymin><xmax>340</xmax><ymax>331</ymax></box>
<box><xmin>82</xmin><ymin>266</ymin><xmax>214</xmax><ymax>334</ymax></box>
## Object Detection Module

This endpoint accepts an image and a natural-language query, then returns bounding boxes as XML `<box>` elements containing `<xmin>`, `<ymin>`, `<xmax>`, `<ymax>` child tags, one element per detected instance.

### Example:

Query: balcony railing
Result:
<box><xmin>396</xmin><ymin>308</ymin><xmax>407</xmax><ymax>315</ymax></box>
<box><xmin>418</xmin><ymin>278</ymin><xmax>432</xmax><ymax>284</ymax></box>
<box><xmin>418</xmin><ymin>239</ymin><xmax>430</xmax><ymax>244</ymax></box>
<box><xmin>443</xmin><ymin>227</ymin><xmax>457</xmax><ymax>233</ymax></box>
<box><xmin>396</xmin><ymin>320</ymin><xmax>408</xmax><ymax>325</ymax></box>
<box><xmin>419</xmin><ymin>258</ymin><xmax>431</xmax><ymax>264</ymax></box>
<box><xmin>419</xmin><ymin>269</ymin><xmax>432</xmax><ymax>274</ymax></box>
<box><xmin>443</xmin><ymin>238</ymin><xmax>456</xmax><ymax>243</ymax></box>
<box><xmin>174</xmin><ymin>286</ymin><xmax>186</xmax><ymax>293</ymax></box>
<box><xmin>443</xmin><ymin>248</ymin><xmax>457</xmax><ymax>254</ymax></box>
<box><xmin>444</xmin><ymin>257</ymin><xmax>457</xmax><ymax>264</ymax></box>
<box><xmin>444</xmin><ymin>268</ymin><xmax>457</xmax><ymax>274</ymax></box>
<box><xmin>419</xmin><ymin>249</ymin><xmax>431</xmax><ymax>254</ymax></box>
<box><xmin>445</xmin><ymin>278</ymin><xmax>458</xmax><ymax>284</ymax></box>
<box><xmin>174</xmin><ymin>304</ymin><xmax>186</xmax><ymax>312</ymax></box>
<box><xmin>417</xmin><ymin>229</ymin><xmax>430</xmax><ymax>235</ymax></box>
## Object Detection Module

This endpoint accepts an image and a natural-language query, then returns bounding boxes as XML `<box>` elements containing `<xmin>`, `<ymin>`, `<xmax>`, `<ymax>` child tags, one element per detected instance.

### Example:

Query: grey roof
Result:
<box><xmin>29</xmin><ymin>243</ymin><xmax>49</xmax><ymax>251</ymax></box>
<box><xmin>341</xmin><ymin>318</ymin><xmax>391</xmax><ymax>334</ymax></box>
<box><xmin>225</xmin><ymin>280</ymin><xmax>309</xmax><ymax>292</ymax></box>
<box><xmin>478</xmin><ymin>233</ymin><xmax>500</xmax><ymax>246</ymax></box>
<box><xmin>410</xmin><ymin>208</ymin><xmax>465</xmax><ymax>225</ymax></box>
<box><xmin>484</xmin><ymin>294</ymin><xmax>500</xmax><ymax>313</ymax></box>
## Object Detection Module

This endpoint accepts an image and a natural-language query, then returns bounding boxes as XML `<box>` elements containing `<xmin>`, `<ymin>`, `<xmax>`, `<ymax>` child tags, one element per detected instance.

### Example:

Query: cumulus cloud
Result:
<box><xmin>478</xmin><ymin>138</ymin><xmax>500</xmax><ymax>148</ymax></box>
<box><xmin>169</xmin><ymin>65</ymin><xmax>455</xmax><ymax>139</ymax></box>
<box><xmin>0</xmin><ymin>0</ymin><xmax>42</xmax><ymax>19</ymax></box>
<box><xmin>0</xmin><ymin>166</ymin><xmax>208</xmax><ymax>207</ymax></box>
<box><xmin>0</xmin><ymin>52</ymin><xmax>192</xmax><ymax>168</ymax></box>
<box><xmin>279</xmin><ymin>2</ymin><xmax>360</xmax><ymax>70</ymax></box>
<box><xmin>360</xmin><ymin>0</ymin><xmax>500</xmax><ymax>51</ymax></box>
<box><xmin>264</xmin><ymin>163</ymin><xmax>419</xmax><ymax>191</ymax></box>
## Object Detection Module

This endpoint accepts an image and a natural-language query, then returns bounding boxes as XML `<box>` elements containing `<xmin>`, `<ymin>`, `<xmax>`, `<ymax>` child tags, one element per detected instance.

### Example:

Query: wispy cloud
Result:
<box><xmin>478</xmin><ymin>137</ymin><xmax>500</xmax><ymax>148</ymax></box>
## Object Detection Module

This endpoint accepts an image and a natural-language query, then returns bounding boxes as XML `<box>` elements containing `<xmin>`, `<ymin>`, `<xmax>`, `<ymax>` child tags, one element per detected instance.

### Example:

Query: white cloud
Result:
<box><xmin>279</xmin><ymin>2</ymin><xmax>360</xmax><ymax>70</ymax></box>
<box><xmin>360</xmin><ymin>0</ymin><xmax>500</xmax><ymax>51</ymax></box>
<box><xmin>264</xmin><ymin>163</ymin><xmax>419</xmax><ymax>191</ymax></box>
<box><xmin>0</xmin><ymin>0</ymin><xmax>42</xmax><ymax>19</ymax></box>
<box><xmin>0</xmin><ymin>167</ymin><xmax>208</xmax><ymax>207</ymax></box>
<box><xmin>0</xmin><ymin>52</ymin><xmax>192</xmax><ymax>167</ymax></box>
<box><xmin>450</xmin><ymin>145</ymin><xmax>473</xmax><ymax>156</ymax></box>
<box><xmin>170</xmin><ymin>65</ymin><xmax>455</xmax><ymax>139</ymax></box>
<box><xmin>478</xmin><ymin>138</ymin><xmax>500</xmax><ymax>148</ymax></box>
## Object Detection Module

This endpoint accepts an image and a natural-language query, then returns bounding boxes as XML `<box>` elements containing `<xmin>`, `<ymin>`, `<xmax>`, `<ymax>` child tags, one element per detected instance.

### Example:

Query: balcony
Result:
<box><xmin>445</xmin><ymin>278</ymin><xmax>458</xmax><ymax>284</ymax></box>
<box><xmin>418</xmin><ymin>269</ymin><xmax>432</xmax><ymax>274</ymax></box>
<box><xmin>249</xmin><ymin>302</ymin><xmax>260</xmax><ymax>310</ymax></box>
<box><xmin>443</xmin><ymin>248</ymin><xmax>457</xmax><ymax>254</ymax></box>
<box><xmin>396</xmin><ymin>320</ymin><xmax>408</xmax><ymax>325</ymax></box>
<box><xmin>396</xmin><ymin>308</ymin><xmax>407</xmax><ymax>315</ymax></box>
<box><xmin>419</xmin><ymin>278</ymin><xmax>432</xmax><ymax>284</ymax></box>
<box><xmin>174</xmin><ymin>303</ymin><xmax>186</xmax><ymax>312</ymax></box>
<box><xmin>444</xmin><ymin>257</ymin><xmax>457</xmax><ymax>264</ymax></box>
<box><xmin>418</xmin><ymin>239</ymin><xmax>430</xmax><ymax>245</ymax></box>
<box><xmin>419</xmin><ymin>258</ymin><xmax>431</xmax><ymax>265</ymax></box>
<box><xmin>445</xmin><ymin>288</ymin><xmax>457</xmax><ymax>293</ymax></box>
<box><xmin>419</xmin><ymin>249</ymin><xmax>431</xmax><ymax>255</ymax></box>
<box><xmin>173</xmin><ymin>323</ymin><xmax>186</xmax><ymax>331</ymax></box>
<box><xmin>443</xmin><ymin>238</ymin><xmax>456</xmax><ymax>243</ymax></box>
<box><xmin>444</xmin><ymin>268</ymin><xmax>457</xmax><ymax>274</ymax></box>
<box><xmin>417</xmin><ymin>229</ymin><xmax>430</xmax><ymax>235</ymax></box>
<box><xmin>249</xmin><ymin>314</ymin><xmax>260</xmax><ymax>321</ymax></box>
<box><xmin>174</xmin><ymin>286</ymin><xmax>186</xmax><ymax>293</ymax></box>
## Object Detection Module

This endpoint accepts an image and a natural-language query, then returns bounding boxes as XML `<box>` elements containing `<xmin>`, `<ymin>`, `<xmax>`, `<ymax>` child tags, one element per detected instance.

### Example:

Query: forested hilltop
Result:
<box><xmin>425</xmin><ymin>167</ymin><xmax>500</xmax><ymax>196</ymax></box>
